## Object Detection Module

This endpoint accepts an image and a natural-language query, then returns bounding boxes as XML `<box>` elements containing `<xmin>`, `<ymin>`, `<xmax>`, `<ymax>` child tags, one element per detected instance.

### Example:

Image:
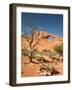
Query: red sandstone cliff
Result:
<box><xmin>22</xmin><ymin>31</ymin><xmax>63</xmax><ymax>51</ymax></box>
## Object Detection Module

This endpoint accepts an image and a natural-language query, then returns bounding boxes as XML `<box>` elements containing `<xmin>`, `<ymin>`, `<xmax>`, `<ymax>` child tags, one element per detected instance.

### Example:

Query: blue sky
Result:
<box><xmin>21</xmin><ymin>12</ymin><xmax>63</xmax><ymax>37</ymax></box>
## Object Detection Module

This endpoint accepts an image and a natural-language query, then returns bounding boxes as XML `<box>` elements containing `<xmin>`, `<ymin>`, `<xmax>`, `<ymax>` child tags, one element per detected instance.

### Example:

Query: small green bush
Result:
<box><xmin>34</xmin><ymin>53</ymin><xmax>43</xmax><ymax>60</ymax></box>
<box><xmin>22</xmin><ymin>49</ymin><xmax>30</xmax><ymax>56</ymax></box>
<box><xmin>54</xmin><ymin>43</ymin><xmax>63</xmax><ymax>56</ymax></box>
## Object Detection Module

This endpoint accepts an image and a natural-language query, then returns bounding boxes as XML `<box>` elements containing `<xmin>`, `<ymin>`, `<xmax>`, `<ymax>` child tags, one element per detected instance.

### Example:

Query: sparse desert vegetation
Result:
<box><xmin>21</xmin><ymin>31</ymin><xmax>63</xmax><ymax>77</ymax></box>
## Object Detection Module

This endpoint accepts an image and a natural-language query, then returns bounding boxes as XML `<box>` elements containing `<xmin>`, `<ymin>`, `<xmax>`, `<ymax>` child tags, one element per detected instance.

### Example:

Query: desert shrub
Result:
<box><xmin>42</xmin><ymin>49</ymin><xmax>51</xmax><ymax>56</ymax></box>
<box><xmin>22</xmin><ymin>49</ymin><xmax>44</xmax><ymax>59</ymax></box>
<box><xmin>22</xmin><ymin>49</ymin><xmax>30</xmax><ymax>56</ymax></box>
<box><xmin>34</xmin><ymin>53</ymin><xmax>44</xmax><ymax>60</ymax></box>
<box><xmin>42</xmin><ymin>49</ymin><xmax>57</xmax><ymax>57</ymax></box>
<box><xmin>39</xmin><ymin>63</ymin><xmax>55</xmax><ymax>76</ymax></box>
<box><xmin>43</xmin><ymin>49</ymin><xmax>51</xmax><ymax>53</ymax></box>
<box><xmin>54</xmin><ymin>43</ymin><xmax>63</xmax><ymax>56</ymax></box>
<box><xmin>32</xmin><ymin>50</ymin><xmax>43</xmax><ymax>57</ymax></box>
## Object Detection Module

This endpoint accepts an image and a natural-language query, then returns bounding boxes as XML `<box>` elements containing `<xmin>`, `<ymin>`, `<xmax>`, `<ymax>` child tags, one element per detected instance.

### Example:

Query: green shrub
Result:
<box><xmin>22</xmin><ymin>49</ymin><xmax>30</xmax><ymax>56</ymax></box>
<box><xmin>34</xmin><ymin>53</ymin><xmax>43</xmax><ymax>60</ymax></box>
<box><xmin>54</xmin><ymin>43</ymin><xmax>63</xmax><ymax>56</ymax></box>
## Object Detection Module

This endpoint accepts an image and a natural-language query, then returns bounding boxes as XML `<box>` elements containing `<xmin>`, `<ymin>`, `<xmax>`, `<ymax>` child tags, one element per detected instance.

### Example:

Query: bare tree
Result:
<box><xmin>22</xmin><ymin>24</ymin><xmax>41</xmax><ymax>63</ymax></box>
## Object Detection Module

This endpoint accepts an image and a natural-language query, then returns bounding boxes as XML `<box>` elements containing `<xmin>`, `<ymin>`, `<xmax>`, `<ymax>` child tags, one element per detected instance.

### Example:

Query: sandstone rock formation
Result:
<box><xmin>21</xmin><ymin>30</ymin><xmax>63</xmax><ymax>77</ymax></box>
<box><xmin>22</xmin><ymin>30</ymin><xmax>63</xmax><ymax>51</ymax></box>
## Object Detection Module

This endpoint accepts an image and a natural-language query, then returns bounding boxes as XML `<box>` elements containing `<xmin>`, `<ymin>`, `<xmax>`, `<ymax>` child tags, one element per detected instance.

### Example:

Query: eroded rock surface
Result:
<box><xmin>21</xmin><ymin>31</ymin><xmax>63</xmax><ymax>77</ymax></box>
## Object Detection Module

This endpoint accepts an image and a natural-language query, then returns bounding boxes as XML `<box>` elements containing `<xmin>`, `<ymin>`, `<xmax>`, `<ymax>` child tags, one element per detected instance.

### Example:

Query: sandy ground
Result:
<box><xmin>21</xmin><ymin>56</ymin><xmax>63</xmax><ymax>77</ymax></box>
